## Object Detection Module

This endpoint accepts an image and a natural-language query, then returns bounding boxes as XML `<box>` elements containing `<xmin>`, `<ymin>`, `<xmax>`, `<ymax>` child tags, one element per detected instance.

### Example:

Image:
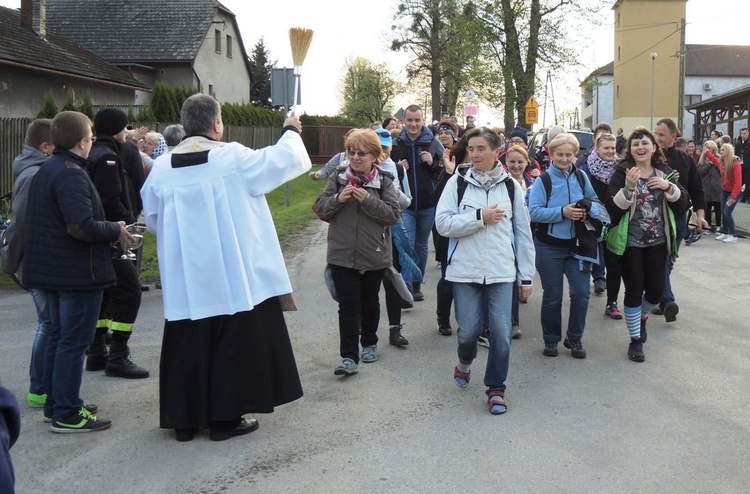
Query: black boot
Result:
<box><xmin>389</xmin><ymin>325</ymin><xmax>409</xmax><ymax>347</ymax></box>
<box><xmin>85</xmin><ymin>329</ymin><xmax>109</xmax><ymax>371</ymax></box>
<box><xmin>105</xmin><ymin>339</ymin><xmax>150</xmax><ymax>379</ymax></box>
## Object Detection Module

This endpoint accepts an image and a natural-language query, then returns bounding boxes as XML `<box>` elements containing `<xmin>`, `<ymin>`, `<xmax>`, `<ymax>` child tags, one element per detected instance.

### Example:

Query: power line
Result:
<box><xmin>613</xmin><ymin>26</ymin><xmax>682</xmax><ymax>69</ymax></box>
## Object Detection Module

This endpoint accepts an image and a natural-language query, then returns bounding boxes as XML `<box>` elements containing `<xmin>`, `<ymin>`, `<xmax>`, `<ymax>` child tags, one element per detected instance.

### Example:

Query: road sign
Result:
<box><xmin>271</xmin><ymin>68</ymin><xmax>298</xmax><ymax>108</ymax></box>
<box><xmin>525</xmin><ymin>96</ymin><xmax>539</xmax><ymax>125</ymax></box>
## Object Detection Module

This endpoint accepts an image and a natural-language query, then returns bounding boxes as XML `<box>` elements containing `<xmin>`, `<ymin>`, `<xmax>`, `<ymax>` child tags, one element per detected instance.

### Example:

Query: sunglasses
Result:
<box><xmin>347</xmin><ymin>150</ymin><xmax>370</xmax><ymax>158</ymax></box>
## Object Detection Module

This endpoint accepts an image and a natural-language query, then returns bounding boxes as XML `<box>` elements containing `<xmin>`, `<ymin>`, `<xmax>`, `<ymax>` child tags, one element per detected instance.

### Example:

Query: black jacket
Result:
<box><xmin>616</xmin><ymin>134</ymin><xmax>627</xmax><ymax>155</ymax></box>
<box><xmin>88</xmin><ymin>136</ymin><xmax>135</xmax><ymax>224</ymax></box>
<box><xmin>21</xmin><ymin>149</ymin><xmax>120</xmax><ymax>291</ymax></box>
<box><xmin>662</xmin><ymin>145</ymin><xmax>706</xmax><ymax>212</ymax></box>
<box><xmin>390</xmin><ymin>126</ymin><xmax>444</xmax><ymax>211</ymax></box>
<box><xmin>120</xmin><ymin>140</ymin><xmax>145</xmax><ymax>215</ymax></box>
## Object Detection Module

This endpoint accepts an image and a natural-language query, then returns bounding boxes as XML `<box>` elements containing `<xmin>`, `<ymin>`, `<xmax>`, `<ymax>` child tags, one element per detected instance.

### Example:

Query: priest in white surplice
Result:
<box><xmin>141</xmin><ymin>94</ymin><xmax>310</xmax><ymax>442</ymax></box>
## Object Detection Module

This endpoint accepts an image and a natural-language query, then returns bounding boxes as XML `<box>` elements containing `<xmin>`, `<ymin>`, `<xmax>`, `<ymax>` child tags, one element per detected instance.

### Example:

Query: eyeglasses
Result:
<box><xmin>87</xmin><ymin>135</ymin><xmax>97</xmax><ymax>143</ymax></box>
<box><xmin>347</xmin><ymin>150</ymin><xmax>370</xmax><ymax>158</ymax></box>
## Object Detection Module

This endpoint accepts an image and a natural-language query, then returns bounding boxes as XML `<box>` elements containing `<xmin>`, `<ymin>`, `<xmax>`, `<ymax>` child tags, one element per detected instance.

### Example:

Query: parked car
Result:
<box><xmin>528</xmin><ymin>128</ymin><xmax>594</xmax><ymax>164</ymax></box>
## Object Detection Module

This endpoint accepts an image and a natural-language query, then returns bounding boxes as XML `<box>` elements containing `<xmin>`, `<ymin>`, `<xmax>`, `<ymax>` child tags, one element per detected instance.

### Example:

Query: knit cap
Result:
<box><xmin>94</xmin><ymin>108</ymin><xmax>128</xmax><ymax>137</ymax></box>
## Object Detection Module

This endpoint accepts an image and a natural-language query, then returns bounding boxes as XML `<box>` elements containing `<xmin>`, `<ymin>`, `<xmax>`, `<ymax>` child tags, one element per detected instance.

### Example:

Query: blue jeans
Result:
<box><xmin>29</xmin><ymin>289</ymin><xmax>53</xmax><ymax>395</ymax></box>
<box><xmin>453</xmin><ymin>282</ymin><xmax>512</xmax><ymax>393</ymax></box>
<box><xmin>535</xmin><ymin>240</ymin><xmax>591</xmax><ymax>342</ymax></box>
<box><xmin>42</xmin><ymin>289</ymin><xmax>104</xmax><ymax>421</ymax></box>
<box><xmin>401</xmin><ymin>207</ymin><xmax>435</xmax><ymax>288</ymax></box>
<box><xmin>721</xmin><ymin>190</ymin><xmax>738</xmax><ymax>234</ymax></box>
<box><xmin>591</xmin><ymin>243</ymin><xmax>605</xmax><ymax>283</ymax></box>
<box><xmin>662</xmin><ymin>213</ymin><xmax>687</xmax><ymax>307</ymax></box>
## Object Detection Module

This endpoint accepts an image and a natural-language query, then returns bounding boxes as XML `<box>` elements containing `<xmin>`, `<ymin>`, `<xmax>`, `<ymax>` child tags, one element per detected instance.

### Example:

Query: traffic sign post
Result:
<box><xmin>525</xmin><ymin>96</ymin><xmax>539</xmax><ymax>125</ymax></box>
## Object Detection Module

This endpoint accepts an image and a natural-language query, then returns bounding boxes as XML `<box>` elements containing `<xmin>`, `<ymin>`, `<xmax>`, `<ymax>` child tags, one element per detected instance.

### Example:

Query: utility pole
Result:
<box><xmin>677</xmin><ymin>17</ymin><xmax>687</xmax><ymax>133</ymax></box>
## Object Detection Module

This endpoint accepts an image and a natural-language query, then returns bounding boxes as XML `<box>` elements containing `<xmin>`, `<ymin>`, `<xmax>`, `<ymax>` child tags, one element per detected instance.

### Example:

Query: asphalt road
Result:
<box><xmin>1</xmin><ymin>222</ymin><xmax>748</xmax><ymax>493</ymax></box>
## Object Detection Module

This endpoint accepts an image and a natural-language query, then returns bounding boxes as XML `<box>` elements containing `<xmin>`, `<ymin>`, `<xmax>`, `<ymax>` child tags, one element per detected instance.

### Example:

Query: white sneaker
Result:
<box><xmin>723</xmin><ymin>235</ymin><xmax>737</xmax><ymax>243</ymax></box>
<box><xmin>716</xmin><ymin>233</ymin><xmax>728</xmax><ymax>241</ymax></box>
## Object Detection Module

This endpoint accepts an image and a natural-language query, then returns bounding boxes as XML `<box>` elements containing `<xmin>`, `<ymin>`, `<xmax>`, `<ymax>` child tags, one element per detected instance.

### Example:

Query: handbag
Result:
<box><xmin>605</xmin><ymin>211</ymin><xmax>630</xmax><ymax>256</ymax></box>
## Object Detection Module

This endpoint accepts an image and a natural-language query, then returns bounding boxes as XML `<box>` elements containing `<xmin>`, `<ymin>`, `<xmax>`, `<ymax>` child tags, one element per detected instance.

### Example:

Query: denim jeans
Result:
<box><xmin>721</xmin><ymin>190</ymin><xmax>738</xmax><ymax>234</ymax></box>
<box><xmin>662</xmin><ymin>213</ymin><xmax>687</xmax><ymax>307</ymax></box>
<box><xmin>42</xmin><ymin>289</ymin><xmax>104</xmax><ymax>421</ymax></box>
<box><xmin>535</xmin><ymin>239</ymin><xmax>591</xmax><ymax>342</ymax></box>
<box><xmin>329</xmin><ymin>265</ymin><xmax>384</xmax><ymax>364</ymax></box>
<box><xmin>453</xmin><ymin>282</ymin><xmax>512</xmax><ymax>393</ymax></box>
<box><xmin>401</xmin><ymin>207</ymin><xmax>435</xmax><ymax>288</ymax></box>
<box><xmin>591</xmin><ymin>243</ymin><xmax>605</xmax><ymax>283</ymax></box>
<box><xmin>29</xmin><ymin>289</ymin><xmax>53</xmax><ymax>395</ymax></box>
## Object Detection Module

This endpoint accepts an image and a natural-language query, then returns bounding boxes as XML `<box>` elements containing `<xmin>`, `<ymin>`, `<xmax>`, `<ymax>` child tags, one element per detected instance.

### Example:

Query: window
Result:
<box><xmin>208</xmin><ymin>84</ymin><xmax>214</xmax><ymax>97</ymax></box>
<box><xmin>226</xmin><ymin>35</ymin><xmax>232</xmax><ymax>58</ymax></box>
<box><xmin>616</xmin><ymin>85</ymin><xmax>620</xmax><ymax>99</ymax></box>
<box><xmin>684</xmin><ymin>94</ymin><xmax>702</xmax><ymax>107</ymax></box>
<box><xmin>617</xmin><ymin>46</ymin><xmax>620</xmax><ymax>61</ymax></box>
<box><xmin>215</xmin><ymin>29</ymin><xmax>221</xmax><ymax>53</ymax></box>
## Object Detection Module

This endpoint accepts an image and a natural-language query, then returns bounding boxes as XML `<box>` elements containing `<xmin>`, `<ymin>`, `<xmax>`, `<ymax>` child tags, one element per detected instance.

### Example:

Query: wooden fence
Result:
<box><xmin>0</xmin><ymin>118</ymin><xmax>351</xmax><ymax>195</ymax></box>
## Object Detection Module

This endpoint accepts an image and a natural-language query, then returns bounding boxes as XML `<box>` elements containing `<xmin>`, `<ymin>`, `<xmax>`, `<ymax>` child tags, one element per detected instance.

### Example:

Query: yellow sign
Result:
<box><xmin>525</xmin><ymin>96</ymin><xmax>539</xmax><ymax>125</ymax></box>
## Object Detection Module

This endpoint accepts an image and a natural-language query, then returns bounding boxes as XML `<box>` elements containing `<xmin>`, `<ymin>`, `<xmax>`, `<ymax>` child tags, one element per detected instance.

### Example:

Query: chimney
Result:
<box><xmin>20</xmin><ymin>0</ymin><xmax>46</xmax><ymax>39</ymax></box>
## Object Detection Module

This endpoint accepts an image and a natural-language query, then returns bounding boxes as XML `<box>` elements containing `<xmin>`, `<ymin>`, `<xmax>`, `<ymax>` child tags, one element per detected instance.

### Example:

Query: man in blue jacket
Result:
<box><xmin>22</xmin><ymin>111</ymin><xmax>134</xmax><ymax>433</ymax></box>
<box><xmin>390</xmin><ymin>105</ymin><xmax>444</xmax><ymax>303</ymax></box>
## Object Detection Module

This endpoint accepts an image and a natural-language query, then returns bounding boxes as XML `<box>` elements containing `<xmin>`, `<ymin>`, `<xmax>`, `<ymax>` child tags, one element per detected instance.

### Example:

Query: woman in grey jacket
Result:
<box><xmin>314</xmin><ymin>129</ymin><xmax>401</xmax><ymax>376</ymax></box>
<box><xmin>435</xmin><ymin>127</ymin><xmax>535</xmax><ymax>415</ymax></box>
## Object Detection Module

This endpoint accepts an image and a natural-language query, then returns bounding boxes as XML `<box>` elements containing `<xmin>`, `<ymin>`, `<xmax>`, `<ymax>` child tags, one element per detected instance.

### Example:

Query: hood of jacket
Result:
<box><xmin>12</xmin><ymin>144</ymin><xmax>49</xmax><ymax>179</ymax></box>
<box><xmin>397</xmin><ymin>125</ymin><xmax>435</xmax><ymax>146</ymax></box>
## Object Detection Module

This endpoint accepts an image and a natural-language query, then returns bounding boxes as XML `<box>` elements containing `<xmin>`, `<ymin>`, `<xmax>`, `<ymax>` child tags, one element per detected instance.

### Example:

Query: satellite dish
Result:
<box><xmin>465</xmin><ymin>90</ymin><xmax>476</xmax><ymax>99</ymax></box>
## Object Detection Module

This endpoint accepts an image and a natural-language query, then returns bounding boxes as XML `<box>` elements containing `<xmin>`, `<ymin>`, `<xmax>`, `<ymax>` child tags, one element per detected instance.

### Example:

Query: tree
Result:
<box><xmin>249</xmin><ymin>37</ymin><xmax>275</xmax><ymax>109</ymax></box>
<box><xmin>150</xmin><ymin>83</ymin><xmax>180</xmax><ymax>122</ymax></box>
<box><xmin>77</xmin><ymin>90</ymin><xmax>94</xmax><ymax>118</ymax></box>
<box><xmin>37</xmin><ymin>89</ymin><xmax>58</xmax><ymax>118</ymax></box>
<box><xmin>62</xmin><ymin>90</ymin><xmax>76</xmax><ymax>112</ymax></box>
<box><xmin>339</xmin><ymin>57</ymin><xmax>398</xmax><ymax>124</ymax></box>
<box><xmin>391</xmin><ymin>0</ymin><xmax>487</xmax><ymax>121</ymax></box>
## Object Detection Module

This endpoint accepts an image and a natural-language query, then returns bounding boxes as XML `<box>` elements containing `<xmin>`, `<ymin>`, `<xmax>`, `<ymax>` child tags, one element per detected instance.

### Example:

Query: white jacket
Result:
<box><xmin>141</xmin><ymin>131</ymin><xmax>311</xmax><ymax>321</ymax></box>
<box><xmin>435</xmin><ymin>165</ymin><xmax>535</xmax><ymax>285</ymax></box>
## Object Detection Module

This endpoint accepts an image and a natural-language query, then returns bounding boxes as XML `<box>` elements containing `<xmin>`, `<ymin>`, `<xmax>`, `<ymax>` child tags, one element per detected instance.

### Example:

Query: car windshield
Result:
<box><xmin>573</xmin><ymin>132</ymin><xmax>594</xmax><ymax>152</ymax></box>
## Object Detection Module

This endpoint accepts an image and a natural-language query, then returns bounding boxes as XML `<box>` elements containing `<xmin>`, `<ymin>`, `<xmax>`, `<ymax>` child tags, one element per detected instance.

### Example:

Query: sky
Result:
<box><xmin>2</xmin><ymin>0</ymin><xmax>750</xmax><ymax>126</ymax></box>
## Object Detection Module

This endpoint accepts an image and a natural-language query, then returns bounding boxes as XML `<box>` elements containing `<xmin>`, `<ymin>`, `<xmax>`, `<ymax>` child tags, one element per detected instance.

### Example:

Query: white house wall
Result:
<box><xmin>193</xmin><ymin>13</ymin><xmax>251</xmax><ymax>104</ymax></box>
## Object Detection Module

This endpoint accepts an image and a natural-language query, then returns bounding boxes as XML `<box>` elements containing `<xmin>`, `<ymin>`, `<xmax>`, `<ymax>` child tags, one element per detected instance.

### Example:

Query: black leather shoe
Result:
<box><xmin>175</xmin><ymin>428</ymin><xmax>199</xmax><ymax>442</ymax></box>
<box><xmin>209</xmin><ymin>418</ymin><xmax>259</xmax><ymax>441</ymax></box>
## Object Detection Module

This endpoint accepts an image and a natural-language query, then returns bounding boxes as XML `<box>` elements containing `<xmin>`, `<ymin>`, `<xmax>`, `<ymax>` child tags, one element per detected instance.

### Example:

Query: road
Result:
<box><xmin>1</xmin><ymin>220</ymin><xmax>748</xmax><ymax>493</ymax></box>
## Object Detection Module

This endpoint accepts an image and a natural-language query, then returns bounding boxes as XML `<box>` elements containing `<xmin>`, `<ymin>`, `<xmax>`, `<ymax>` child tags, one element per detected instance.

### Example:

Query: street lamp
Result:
<box><xmin>650</xmin><ymin>52</ymin><xmax>657</xmax><ymax>130</ymax></box>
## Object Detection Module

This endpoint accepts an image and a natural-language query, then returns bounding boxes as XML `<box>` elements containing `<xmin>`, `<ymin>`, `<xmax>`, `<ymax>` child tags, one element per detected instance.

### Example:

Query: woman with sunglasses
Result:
<box><xmin>314</xmin><ymin>129</ymin><xmax>401</xmax><ymax>377</ymax></box>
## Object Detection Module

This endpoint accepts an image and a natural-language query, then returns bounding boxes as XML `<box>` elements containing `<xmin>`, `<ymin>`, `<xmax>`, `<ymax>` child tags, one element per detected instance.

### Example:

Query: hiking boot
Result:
<box><xmin>44</xmin><ymin>403</ymin><xmax>98</xmax><ymax>423</ymax></box>
<box><xmin>333</xmin><ymin>358</ymin><xmax>358</xmax><ymax>376</ymax></box>
<box><xmin>105</xmin><ymin>341</ymin><xmax>150</xmax><ymax>379</ymax></box>
<box><xmin>542</xmin><ymin>341</ymin><xmax>558</xmax><ymax>357</ymax></box>
<box><xmin>563</xmin><ymin>338</ymin><xmax>587</xmax><ymax>359</ymax></box>
<box><xmin>605</xmin><ymin>302</ymin><xmax>623</xmax><ymax>320</ymax></box>
<box><xmin>27</xmin><ymin>392</ymin><xmax>46</xmax><ymax>408</ymax></box>
<box><xmin>628</xmin><ymin>338</ymin><xmax>645</xmax><ymax>362</ymax></box>
<box><xmin>478</xmin><ymin>330</ymin><xmax>491</xmax><ymax>348</ymax></box>
<box><xmin>389</xmin><ymin>325</ymin><xmax>409</xmax><ymax>347</ymax></box>
<box><xmin>640</xmin><ymin>318</ymin><xmax>648</xmax><ymax>343</ymax></box>
<box><xmin>412</xmin><ymin>283</ymin><xmax>424</xmax><ymax>302</ymax></box>
<box><xmin>361</xmin><ymin>345</ymin><xmax>378</xmax><ymax>363</ymax></box>
<box><xmin>50</xmin><ymin>407</ymin><xmax>111</xmax><ymax>433</ymax></box>
<box><xmin>594</xmin><ymin>280</ymin><xmax>605</xmax><ymax>294</ymax></box>
<box><xmin>437</xmin><ymin>317</ymin><xmax>452</xmax><ymax>336</ymax></box>
<box><xmin>85</xmin><ymin>332</ymin><xmax>109</xmax><ymax>371</ymax></box>
<box><xmin>663</xmin><ymin>301</ymin><xmax>679</xmax><ymax>323</ymax></box>
<box><xmin>512</xmin><ymin>325</ymin><xmax>522</xmax><ymax>339</ymax></box>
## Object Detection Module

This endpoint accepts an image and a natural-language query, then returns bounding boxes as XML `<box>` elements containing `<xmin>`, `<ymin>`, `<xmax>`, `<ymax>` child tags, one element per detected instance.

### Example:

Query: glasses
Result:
<box><xmin>347</xmin><ymin>150</ymin><xmax>370</xmax><ymax>158</ymax></box>
<box><xmin>86</xmin><ymin>135</ymin><xmax>97</xmax><ymax>143</ymax></box>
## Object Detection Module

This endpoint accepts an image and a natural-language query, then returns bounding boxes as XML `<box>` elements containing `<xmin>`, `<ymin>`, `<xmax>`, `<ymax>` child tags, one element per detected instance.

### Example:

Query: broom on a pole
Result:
<box><xmin>289</xmin><ymin>27</ymin><xmax>314</xmax><ymax>115</ymax></box>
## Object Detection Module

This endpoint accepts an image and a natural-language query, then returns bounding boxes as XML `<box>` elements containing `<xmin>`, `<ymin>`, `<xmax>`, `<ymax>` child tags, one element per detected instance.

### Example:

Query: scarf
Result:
<box><xmin>471</xmin><ymin>162</ymin><xmax>504</xmax><ymax>191</ymax></box>
<box><xmin>151</xmin><ymin>135</ymin><xmax>168</xmax><ymax>159</ymax></box>
<box><xmin>586</xmin><ymin>149</ymin><xmax>617</xmax><ymax>185</ymax></box>
<box><xmin>344</xmin><ymin>166</ymin><xmax>378</xmax><ymax>188</ymax></box>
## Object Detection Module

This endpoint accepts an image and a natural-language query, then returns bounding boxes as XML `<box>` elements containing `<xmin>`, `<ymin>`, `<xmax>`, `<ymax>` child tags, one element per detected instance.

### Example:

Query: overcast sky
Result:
<box><xmin>2</xmin><ymin>0</ymin><xmax>749</xmax><ymax>125</ymax></box>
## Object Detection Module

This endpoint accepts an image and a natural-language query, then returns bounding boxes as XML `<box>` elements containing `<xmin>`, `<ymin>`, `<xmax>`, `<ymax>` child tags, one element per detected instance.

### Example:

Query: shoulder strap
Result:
<box><xmin>575</xmin><ymin>169</ymin><xmax>586</xmax><ymax>191</ymax></box>
<box><xmin>456</xmin><ymin>166</ymin><xmax>469</xmax><ymax>208</ymax></box>
<box><xmin>540</xmin><ymin>172</ymin><xmax>552</xmax><ymax>204</ymax></box>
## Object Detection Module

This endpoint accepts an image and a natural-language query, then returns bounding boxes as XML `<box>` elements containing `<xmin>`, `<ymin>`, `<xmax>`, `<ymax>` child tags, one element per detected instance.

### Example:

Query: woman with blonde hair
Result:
<box><xmin>314</xmin><ymin>129</ymin><xmax>401</xmax><ymax>376</ymax></box>
<box><xmin>715</xmin><ymin>143</ymin><xmax>742</xmax><ymax>243</ymax></box>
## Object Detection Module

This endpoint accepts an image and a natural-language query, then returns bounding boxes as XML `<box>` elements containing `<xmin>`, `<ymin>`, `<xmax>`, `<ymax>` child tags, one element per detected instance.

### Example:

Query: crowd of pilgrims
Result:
<box><xmin>313</xmin><ymin>105</ymin><xmax>745</xmax><ymax>415</ymax></box>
